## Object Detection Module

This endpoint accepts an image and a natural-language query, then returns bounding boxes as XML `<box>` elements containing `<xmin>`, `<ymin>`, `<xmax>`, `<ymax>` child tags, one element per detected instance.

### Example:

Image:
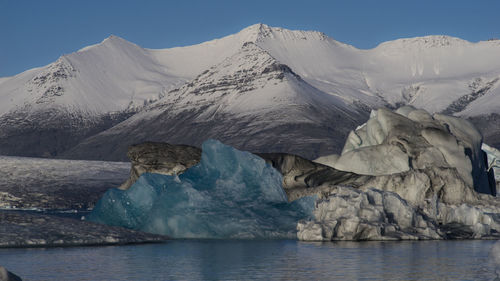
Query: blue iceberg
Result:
<box><xmin>88</xmin><ymin>139</ymin><xmax>315</xmax><ymax>239</ymax></box>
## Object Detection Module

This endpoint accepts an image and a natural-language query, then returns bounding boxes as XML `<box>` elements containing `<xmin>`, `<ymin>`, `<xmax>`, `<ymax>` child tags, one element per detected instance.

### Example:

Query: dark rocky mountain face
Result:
<box><xmin>0</xmin><ymin>108</ymin><xmax>134</xmax><ymax>157</ymax></box>
<box><xmin>62</xmin><ymin>103</ymin><xmax>364</xmax><ymax>161</ymax></box>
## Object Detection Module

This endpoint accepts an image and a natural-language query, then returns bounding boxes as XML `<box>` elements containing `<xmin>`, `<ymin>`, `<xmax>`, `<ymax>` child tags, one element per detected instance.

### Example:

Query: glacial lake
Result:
<box><xmin>1</xmin><ymin>240</ymin><xmax>499</xmax><ymax>280</ymax></box>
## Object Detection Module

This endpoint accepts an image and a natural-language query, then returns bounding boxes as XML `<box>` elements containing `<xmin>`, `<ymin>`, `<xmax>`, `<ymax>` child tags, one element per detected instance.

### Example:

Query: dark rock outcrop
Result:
<box><xmin>118</xmin><ymin>142</ymin><xmax>202</xmax><ymax>190</ymax></box>
<box><xmin>0</xmin><ymin>108</ymin><xmax>134</xmax><ymax>158</ymax></box>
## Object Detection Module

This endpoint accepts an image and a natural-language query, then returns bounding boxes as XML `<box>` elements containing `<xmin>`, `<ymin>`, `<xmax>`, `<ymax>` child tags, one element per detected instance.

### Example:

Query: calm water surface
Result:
<box><xmin>1</xmin><ymin>240</ymin><xmax>499</xmax><ymax>280</ymax></box>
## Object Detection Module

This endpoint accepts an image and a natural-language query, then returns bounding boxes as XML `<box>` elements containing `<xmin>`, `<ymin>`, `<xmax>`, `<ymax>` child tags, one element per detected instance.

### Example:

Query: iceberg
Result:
<box><xmin>298</xmin><ymin>107</ymin><xmax>500</xmax><ymax>241</ymax></box>
<box><xmin>88</xmin><ymin>139</ymin><xmax>315</xmax><ymax>239</ymax></box>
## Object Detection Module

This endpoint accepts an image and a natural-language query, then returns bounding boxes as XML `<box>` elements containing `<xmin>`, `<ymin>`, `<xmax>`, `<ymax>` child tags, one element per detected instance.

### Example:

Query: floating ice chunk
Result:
<box><xmin>88</xmin><ymin>139</ymin><xmax>315</xmax><ymax>239</ymax></box>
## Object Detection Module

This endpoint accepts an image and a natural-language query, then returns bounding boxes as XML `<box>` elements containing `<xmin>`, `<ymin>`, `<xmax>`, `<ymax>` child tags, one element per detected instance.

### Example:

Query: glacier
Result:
<box><xmin>88</xmin><ymin>139</ymin><xmax>315</xmax><ymax>239</ymax></box>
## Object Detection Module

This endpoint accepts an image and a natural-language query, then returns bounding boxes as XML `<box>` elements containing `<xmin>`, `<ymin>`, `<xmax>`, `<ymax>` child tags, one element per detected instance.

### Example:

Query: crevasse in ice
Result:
<box><xmin>88</xmin><ymin>139</ymin><xmax>315</xmax><ymax>239</ymax></box>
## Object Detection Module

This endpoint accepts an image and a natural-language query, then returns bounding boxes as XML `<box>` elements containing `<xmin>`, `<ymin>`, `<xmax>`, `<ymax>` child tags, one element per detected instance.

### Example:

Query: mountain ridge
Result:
<box><xmin>1</xmin><ymin>24</ymin><xmax>500</xmax><ymax>159</ymax></box>
<box><xmin>62</xmin><ymin>41</ymin><xmax>364</xmax><ymax>161</ymax></box>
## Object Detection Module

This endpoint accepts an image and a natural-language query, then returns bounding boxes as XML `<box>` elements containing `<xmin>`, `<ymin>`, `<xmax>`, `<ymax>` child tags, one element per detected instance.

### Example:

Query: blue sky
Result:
<box><xmin>1</xmin><ymin>0</ymin><xmax>499</xmax><ymax>77</ymax></box>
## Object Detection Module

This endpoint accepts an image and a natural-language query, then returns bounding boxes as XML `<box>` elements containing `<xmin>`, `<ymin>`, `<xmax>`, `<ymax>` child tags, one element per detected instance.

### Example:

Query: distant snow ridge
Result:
<box><xmin>375</xmin><ymin>35</ymin><xmax>470</xmax><ymax>49</ymax></box>
<box><xmin>88</xmin><ymin>140</ymin><xmax>315</xmax><ymax>239</ymax></box>
<box><xmin>246</xmin><ymin>23</ymin><xmax>329</xmax><ymax>42</ymax></box>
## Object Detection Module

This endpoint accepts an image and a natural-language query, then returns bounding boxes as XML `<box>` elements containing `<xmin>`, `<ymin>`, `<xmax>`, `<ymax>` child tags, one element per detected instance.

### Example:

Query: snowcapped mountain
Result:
<box><xmin>1</xmin><ymin>35</ymin><xmax>185</xmax><ymax>116</ymax></box>
<box><xmin>63</xmin><ymin>42</ymin><xmax>363</xmax><ymax>160</ymax></box>
<box><xmin>366</xmin><ymin>36</ymin><xmax>500</xmax><ymax>114</ymax></box>
<box><xmin>1</xmin><ymin>24</ymin><xmax>500</xmax><ymax>159</ymax></box>
<box><xmin>0</xmin><ymin>36</ymin><xmax>186</xmax><ymax>157</ymax></box>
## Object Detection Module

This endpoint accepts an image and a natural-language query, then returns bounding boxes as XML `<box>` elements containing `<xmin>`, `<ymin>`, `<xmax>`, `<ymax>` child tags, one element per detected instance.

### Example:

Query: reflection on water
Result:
<box><xmin>1</xmin><ymin>240</ymin><xmax>498</xmax><ymax>280</ymax></box>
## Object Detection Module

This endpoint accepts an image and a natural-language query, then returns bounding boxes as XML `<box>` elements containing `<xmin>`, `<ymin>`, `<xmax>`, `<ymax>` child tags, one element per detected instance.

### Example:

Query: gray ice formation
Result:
<box><xmin>317</xmin><ymin>106</ymin><xmax>495</xmax><ymax>195</ymax></box>
<box><xmin>300</xmin><ymin>106</ymin><xmax>499</xmax><ymax>240</ymax></box>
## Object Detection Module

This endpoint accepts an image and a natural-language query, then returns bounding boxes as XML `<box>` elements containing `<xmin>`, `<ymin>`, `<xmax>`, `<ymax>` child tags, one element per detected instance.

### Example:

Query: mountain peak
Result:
<box><xmin>242</xmin><ymin>23</ymin><xmax>271</xmax><ymax>31</ymax></box>
<box><xmin>238</xmin><ymin>24</ymin><xmax>329</xmax><ymax>43</ymax></box>
<box><xmin>237</xmin><ymin>23</ymin><xmax>273</xmax><ymax>42</ymax></box>
<box><xmin>77</xmin><ymin>35</ymin><xmax>137</xmax><ymax>53</ymax></box>
<box><xmin>150</xmin><ymin>41</ymin><xmax>307</xmax><ymax>115</ymax></box>
<box><xmin>101</xmin><ymin>34</ymin><xmax>126</xmax><ymax>44</ymax></box>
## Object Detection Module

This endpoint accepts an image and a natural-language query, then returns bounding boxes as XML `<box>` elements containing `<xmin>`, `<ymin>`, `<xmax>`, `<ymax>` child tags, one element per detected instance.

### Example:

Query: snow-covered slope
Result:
<box><xmin>254</xmin><ymin>28</ymin><xmax>500</xmax><ymax>116</ymax></box>
<box><xmin>152</xmin><ymin>42</ymin><xmax>351</xmax><ymax>117</ymax></box>
<box><xmin>63</xmin><ymin>42</ymin><xmax>364</xmax><ymax>161</ymax></box>
<box><xmin>252</xmin><ymin>25</ymin><xmax>379</xmax><ymax>106</ymax></box>
<box><xmin>364</xmin><ymin>36</ymin><xmax>500</xmax><ymax>115</ymax></box>
<box><xmin>1</xmin><ymin>24</ymin><xmax>500</xmax><ymax>159</ymax></box>
<box><xmin>0</xmin><ymin>36</ymin><xmax>185</xmax><ymax>116</ymax></box>
<box><xmin>0</xmin><ymin>36</ymin><xmax>189</xmax><ymax>157</ymax></box>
